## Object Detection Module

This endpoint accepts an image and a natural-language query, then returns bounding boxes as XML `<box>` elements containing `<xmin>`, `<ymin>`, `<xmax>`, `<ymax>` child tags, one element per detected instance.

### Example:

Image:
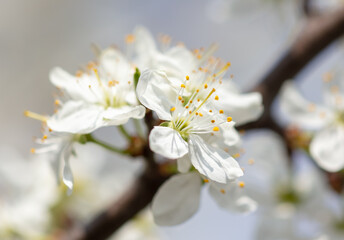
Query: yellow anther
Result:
<box><xmin>87</xmin><ymin>62</ymin><xmax>96</xmax><ymax>70</ymax></box>
<box><xmin>211</xmin><ymin>120</ymin><xmax>215</xmax><ymax>123</ymax></box>
<box><xmin>186</xmin><ymin>75</ymin><xmax>190</xmax><ymax>80</ymax></box>
<box><xmin>181</xmin><ymin>84</ymin><xmax>186</xmax><ymax>88</ymax></box>
<box><xmin>197</xmin><ymin>99</ymin><xmax>200</xmax><ymax>102</ymax></box>
<box><xmin>30</xmin><ymin>148</ymin><xmax>36</xmax><ymax>154</ymax></box>
<box><xmin>185</xmin><ymin>106</ymin><xmax>189</xmax><ymax>109</ymax></box>
<box><xmin>238</xmin><ymin>181</ymin><xmax>245</xmax><ymax>188</ymax></box>
<box><xmin>319</xmin><ymin>112</ymin><xmax>327</xmax><ymax>118</ymax></box>
<box><xmin>125</xmin><ymin>34</ymin><xmax>135</xmax><ymax>43</ymax></box>
<box><xmin>189</xmin><ymin>100</ymin><xmax>193</xmax><ymax>103</ymax></box>
<box><xmin>308</xmin><ymin>104</ymin><xmax>316</xmax><ymax>112</ymax></box>
<box><xmin>54</xmin><ymin>99</ymin><xmax>60</xmax><ymax>105</ymax></box>
<box><xmin>42</xmin><ymin>135</ymin><xmax>48</xmax><ymax>140</ymax></box>
<box><xmin>331</xmin><ymin>86</ymin><xmax>339</xmax><ymax>93</ymax></box>
<box><xmin>199</xmin><ymin>113</ymin><xmax>203</xmax><ymax>117</ymax></box>
<box><xmin>75</xmin><ymin>70</ymin><xmax>83</xmax><ymax>77</ymax></box>
<box><xmin>89</xmin><ymin>85</ymin><xmax>91</xmax><ymax>88</ymax></box>
<box><xmin>128</xmin><ymin>81</ymin><xmax>131</xmax><ymax>84</ymax></box>
<box><xmin>219</xmin><ymin>110</ymin><xmax>224</xmax><ymax>114</ymax></box>
<box><xmin>226</xmin><ymin>62</ymin><xmax>231</xmax><ymax>67</ymax></box>
<box><xmin>24</xmin><ymin>111</ymin><xmax>48</xmax><ymax>122</ymax></box>
<box><xmin>178</xmin><ymin>96</ymin><xmax>182</xmax><ymax>101</ymax></box>
<box><xmin>204</xmin><ymin>84</ymin><xmax>208</xmax><ymax>89</ymax></box>
<box><xmin>108</xmin><ymin>81</ymin><xmax>115</xmax><ymax>87</ymax></box>
<box><xmin>220</xmin><ymin>189</ymin><xmax>225</xmax><ymax>194</ymax></box>
<box><xmin>227</xmin><ymin>117</ymin><xmax>232</xmax><ymax>122</ymax></box>
<box><xmin>248</xmin><ymin>158</ymin><xmax>255</xmax><ymax>165</ymax></box>
<box><xmin>215</xmin><ymin>95</ymin><xmax>219</xmax><ymax>100</ymax></box>
<box><xmin>182</xmin><ymin>100</ymin><xmax>185</xmax><ymax>104</ymax></box>
<box><xmin>170</xmin><ymin>107</ymin><xmax>176</xmax><ymax>112</ymax></box>
<box><xmin>213</xmin><ymin>126</ymin><xmax>220</xmax><ymax>131</ymax></box>
<box><xmin>233</xmin><ymin>153</ymin><xmax>240</xmax><ymax>158</ymax></box>
<box><xmin>204</xmin><ymin>179</ymin><xmax>209</xmax><ymax>183</ymax></box>
<box><xmin>199</xmin><ymin>67</ymin><xmax>203</xmax><ymax>71</ymax></box>
<box><xmin>323</xmin><ymin>72</ymin><xmax>333</xmax><ymax>82</ymax></box>
<box><xmin>195</xmin><ymin>112</ymin><xmax>199</xmax><ymax>115</ymax></box>
<box><xmin>224</xmin><ymin>147</ymin><xmax>229</xmax><ymax>152</ymax></box>
<box><xmin>48</xmin><ymin>128</ymin><xmax>52</xmax><ymax>132</ymax></box>
<box><xmin>189</xmin><ymin>110</ymin><xmax>192</xmax><ymax>114</ymax></box>
<box><xmin>196</xmin><ymin>89</ymin><xmax>200</xmax><ymax>93</ymax></box>
<box><xmin>209</xmin><ymin>110</ymin><xmax>212</xmax><ymax>113</ymax></box>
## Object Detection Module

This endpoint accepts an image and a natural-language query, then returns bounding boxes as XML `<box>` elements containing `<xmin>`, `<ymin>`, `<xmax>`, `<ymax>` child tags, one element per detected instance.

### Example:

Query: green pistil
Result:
<box><xmin>277</xmin><ymin>188</ymin><xmax>301</xmax><ymax>205</ymax></box>
<box><xmin>160</xmin><ymin>119</ymin><xmax>190</xmax><ymax>141</ymax></box>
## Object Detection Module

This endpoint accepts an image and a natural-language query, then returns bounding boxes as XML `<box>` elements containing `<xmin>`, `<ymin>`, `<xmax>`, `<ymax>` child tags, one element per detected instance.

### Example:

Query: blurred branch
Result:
<box><xmin>302</xmin><ymin>0</ymin><xmax>312</xmax><ymax>16</ymax></box>
<box><xmin>239</xmin><ymin>6</ymin><xmax>344</xmax><ymax>132</ymax></box>
<box><xmin>63</xmin><ymin>162</ymin><xmax>169</xmax><ymax>240</ymax></box>
<box><xmin>63</xmin><ymin>6</ymin><xmax>344</xmax><ymax>240</ymax></box>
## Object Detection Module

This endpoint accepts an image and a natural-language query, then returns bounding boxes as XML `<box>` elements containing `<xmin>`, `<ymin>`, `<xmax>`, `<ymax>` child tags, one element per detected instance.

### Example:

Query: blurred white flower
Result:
<box><xmin>0</xmin><ymin>146</ymin><xmax>57</xmax><ymax>239</ymax></box>
<box><xmin>137</xmin><ymin>68</ymin><xmax>244</xmax><ymax>183</ymax></box>
<box><xmin>112</xmin><ymin>210</ymin><xmax>165</xmax><ymax>240</ymax></box>
<box><xmin>280</xmin><ymin>78</ymin><xmax>344</xmax><ymax>172</ymax></box>
<box><xmin>151</xmin><ymin>171</ymin><xmax>256</xmax><ymax>226</ymax></box>
<box><xmin>241</xmin><ymin>131</ymin><xmax>327</xmax><ymax>240</ymax></box>
<box><xmin>47</xmin><ymin>50</ymin><xmax>145</xmax><ymax>134</ymax></box>
<box><xmin>48</xmin><ymin>143</ymin><xmax>142</xmax><ymax>227</ymax></box>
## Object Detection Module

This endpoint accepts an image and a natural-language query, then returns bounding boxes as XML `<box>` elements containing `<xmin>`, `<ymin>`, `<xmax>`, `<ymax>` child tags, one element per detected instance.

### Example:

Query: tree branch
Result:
<box><xmin>239</xmin><ymin>6</ymin><xmax>344</xmax><ymax>132</ymax></box>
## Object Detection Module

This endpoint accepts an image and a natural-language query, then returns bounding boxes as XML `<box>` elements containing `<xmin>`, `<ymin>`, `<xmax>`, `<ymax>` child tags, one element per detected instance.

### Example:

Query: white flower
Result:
<box><xmin>240</xmin><ymin>131</ymin><xmax>327</xmax><ymax>240</ymax></box>
<box><xmin>31</xmin><ymin>128</ymin><xmax>77</xmax><ymax>195</ymax></box>
<box><xmin>280</xmin><ymin>79</ymin><xmax>344</xmax><ymax>172</ymax></box>
<box><xmin>0</xmin><ymin>146</ymin><xmax>57</xmax><ymax>239</ymax></box>
<box><xmin>47</xmin><ymin>49</ymin><xmax>145</xmax><ymax>134</ymax></box>
<box><xmin>151</xmin><ymin>171</ymin><xmax>256</xmax><ymax>226</ymax></box>
<box><xmin>137</xmin><ymin>68</ymin><xmax>244</xmax><ymax>183</ymax></box>
<box><xmin>131</xmin><ymin>26</ymin><xmax>263</xmax><ymax>126</ymax></box>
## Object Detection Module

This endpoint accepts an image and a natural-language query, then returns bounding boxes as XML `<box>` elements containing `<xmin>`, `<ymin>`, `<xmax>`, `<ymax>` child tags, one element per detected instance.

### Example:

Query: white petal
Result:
<box><xmin>47</xmin><ymin>101</ymin><xmax>104</xmax><ymax>134</ymax></box>
<box><xmin>189</xmin><ymin>134</ymin><xmax>243</xmax><ymax>183</ymax></box>
<box><xmin>99</xmin><ymin>48</ymin><xmax>132</xmax><ymax>80</ymax></box>
<box><xmin>280</xmin><ymin>81</ymin><xmax>333</xmax><ymax>130</ymax></box>
<box><xmin>209</xmin><ymin>182</ymin><xmax>257</xmax><ymax>214</ymax></box>
<box><xmin>133</xmin><ymin>26</ymin><xmax>157</xmax><ymax>61</ymax></box>
<box><xmin>310</xmin><ymin>125</ymin><xmax>344</xmax><ymax>172</ymax></box>
<box><xmin>50</xmin><ymin>67</ymin><xmax>98</xmax><ymax>102</ymax></box>
<box><xmin>62</xmin><ymin>154</ymin><xmax>74</xmax><ymax>196</ymax></box>
<box><xmin>136</xmin><ymin>69</ymin><xmax>175</xmax><ymax>121</ymax></box>
<box><xmin>177</xmin><ymin>154</ymin><xmax>192</xmax><ymax>173</ymax></box>
<box><xmin>218</xmin><ymin>90</ymin><xmax>263</xmax><ymax>126</ymax></box>
<box><xmin>102</xmin><ymin>105</ymin><xmax>146</xmax><ymax>126</ymax></box>
<box><xmin>152</xmin><ymin>172</ymin><xmax>201</xmax><ymax>226</ymax></box>
<box><xmin>149</xmin><ymin>126</ymin><xmax>188</xmax><ymax>159</ymax></box>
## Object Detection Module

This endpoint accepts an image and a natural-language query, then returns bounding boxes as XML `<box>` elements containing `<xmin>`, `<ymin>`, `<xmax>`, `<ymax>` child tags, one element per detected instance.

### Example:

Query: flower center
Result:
<box><xmin>277</xmin><ymin>187</ymin><xmax>301</xmax><ymax>205</ymax></box>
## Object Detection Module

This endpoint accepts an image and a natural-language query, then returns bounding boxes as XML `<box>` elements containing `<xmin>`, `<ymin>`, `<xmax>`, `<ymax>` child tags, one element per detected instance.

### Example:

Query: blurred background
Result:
<box><xmin>1</xmin><ymin>0</ymin><xmax>343</xmax><ymax>239</ymax></box>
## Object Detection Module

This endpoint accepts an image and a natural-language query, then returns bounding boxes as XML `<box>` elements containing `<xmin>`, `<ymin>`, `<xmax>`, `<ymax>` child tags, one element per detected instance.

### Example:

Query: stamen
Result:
<box><xmin>204</xmin><ymin>179</ymin><xmax>209</xmax><ymax>183</ymax></box>
<box><xmin>178</xmin><ymin>96</ymin><xmax>182</xmax><ymax>101</ymax></box>
<box><xmin>186</xmin><ymin>75</ymin><xmax>190</xmax><ymax>80</ymax></box>
<box><xmin>24</xmin><ymin>111</ymin><xmax>48</xmax><ymax>122</ymax></box>
<box><xmin>170</xmin><ymin>107</ymin><xmax>176</xmax><ymax>112</ymax></box>
<box><xmin>215</xmin><ymin>95</ymin><xmax>219</xmax><ymax>100</ymax></box>
<box><xmin>219</xmin><ymin>110</ymin><xmax>224</xmax><ymax>114</ymax></box>
<box><xmin>227</xmin><ymin>117</ymin><xmax>232</xmax><ymax>122</ymax></box>
<box><xmin>125</xmin><ymin>34</ymin><xmax>135</xmax><ymax>43</ymax></box>
<box><xmin>220</xmin><ymin>189</ymin><xmax>225</xmax><ymax>194</ymax></box>
<box><xmin>54</xmin><ymin>100</ymin><xmax>60</xmax><ymax>105</ymax></box>
<box><xmin>248</xmin><ymin>158</ymin><xmax>255</xmax><ymax>165</ymax></box>
<box><xmin>238</xmin><ymin>181</ymin><xmax>245</xmax><ymax>188</ymax></box>
<box><xmin>181</xmin><ymin>84</ymin><xmax>186</xmax><ymax>88</ymax></box>
<box><xmin>211</xmin><ymin>120</ymin><xmax>215</xmax><ymax>123</ymax></box>
<box><xmin>213</xmin><ymin>126</ymin><xmax>219</xmax><ymax>131</ymax></box>
<box><xmin>30</xmin><ymin>148</ymin><xmax>36</xmax><ymax>154</ymax></box>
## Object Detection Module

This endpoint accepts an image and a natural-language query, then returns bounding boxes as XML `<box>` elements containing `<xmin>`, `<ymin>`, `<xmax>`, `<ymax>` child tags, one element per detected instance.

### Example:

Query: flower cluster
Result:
<box><xmin>26</xmin><ymin>26</ymin><xmax>263</xmax><ymax>226</ymax></box>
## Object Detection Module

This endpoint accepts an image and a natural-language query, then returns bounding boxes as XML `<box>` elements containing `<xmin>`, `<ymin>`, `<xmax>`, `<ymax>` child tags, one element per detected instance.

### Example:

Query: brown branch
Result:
<box><xmin>239</xmin><ymin>6</ymin><xmax>344</xmax><ymax>132</ymax></box>
<box><xmin>63</xmin><ymin>6</ymin><xmax>344</xmax><ymax>240</ymax></box>
<box><xmin>63</xmin><ymin>165</ymin><xmax>169</xmax><ymax>240</ymax></box>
